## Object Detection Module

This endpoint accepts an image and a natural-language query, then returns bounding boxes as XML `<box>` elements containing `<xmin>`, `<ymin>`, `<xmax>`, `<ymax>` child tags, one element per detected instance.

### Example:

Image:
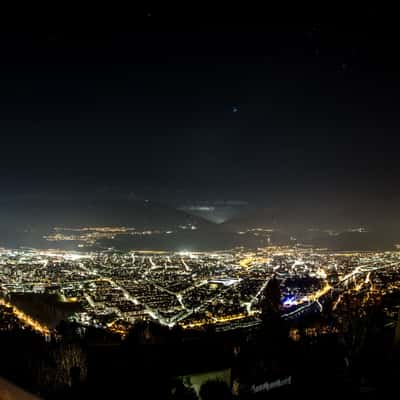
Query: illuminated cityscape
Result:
<box><xmin>2</xmin><ymin>11</ymin><xmax>400</xmax><ymax>399</ymax></box>
<box><xmin>2</xmin><ymin>240</ymin><xmax>400</xmax><ymax>397</ymax></box>
<box><xmin>2</xmin><ymin>245</ymin><xmax>400</xmax><ymax>337</ymax></box>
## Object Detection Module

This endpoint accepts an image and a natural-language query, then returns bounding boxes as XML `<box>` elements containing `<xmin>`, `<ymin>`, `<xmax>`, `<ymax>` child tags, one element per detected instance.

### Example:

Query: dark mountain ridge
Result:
<box><xmin>0</xmin><ymin>197</ymin><xmax>212</xmax><ymax>231</ymax></box>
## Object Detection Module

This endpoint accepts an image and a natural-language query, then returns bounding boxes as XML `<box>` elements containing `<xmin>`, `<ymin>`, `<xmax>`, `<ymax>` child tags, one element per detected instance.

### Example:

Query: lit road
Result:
<box><xmin>0</xmin><ymin>297</ymin><xmax>50</xmax><ymax>336</ymax></box>
<box><xmin>245</xmin><ymin>277</ymin><xmax>271</xmax><ymax>314</ymax></box>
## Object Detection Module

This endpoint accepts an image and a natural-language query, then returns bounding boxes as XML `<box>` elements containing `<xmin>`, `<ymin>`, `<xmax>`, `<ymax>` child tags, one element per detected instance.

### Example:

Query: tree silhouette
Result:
<box><xmin>260</xmin><ymin>276</ymin><xmax>281</xmax><ymax>321</ymax></box>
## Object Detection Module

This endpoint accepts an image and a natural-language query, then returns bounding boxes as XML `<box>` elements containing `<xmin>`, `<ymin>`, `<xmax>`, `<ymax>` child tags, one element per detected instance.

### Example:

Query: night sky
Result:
<box><xmin>1</xmin><ymin>11</ymin><xmax>399</xmax><ymax>210</ymax></box>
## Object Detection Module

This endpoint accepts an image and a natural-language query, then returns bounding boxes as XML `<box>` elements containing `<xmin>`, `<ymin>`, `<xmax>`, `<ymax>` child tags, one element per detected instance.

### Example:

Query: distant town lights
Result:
<box><xmin>178</xmin><ymin>251</ymin><xmax>192</xmax><ymax>257</ymax></box>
